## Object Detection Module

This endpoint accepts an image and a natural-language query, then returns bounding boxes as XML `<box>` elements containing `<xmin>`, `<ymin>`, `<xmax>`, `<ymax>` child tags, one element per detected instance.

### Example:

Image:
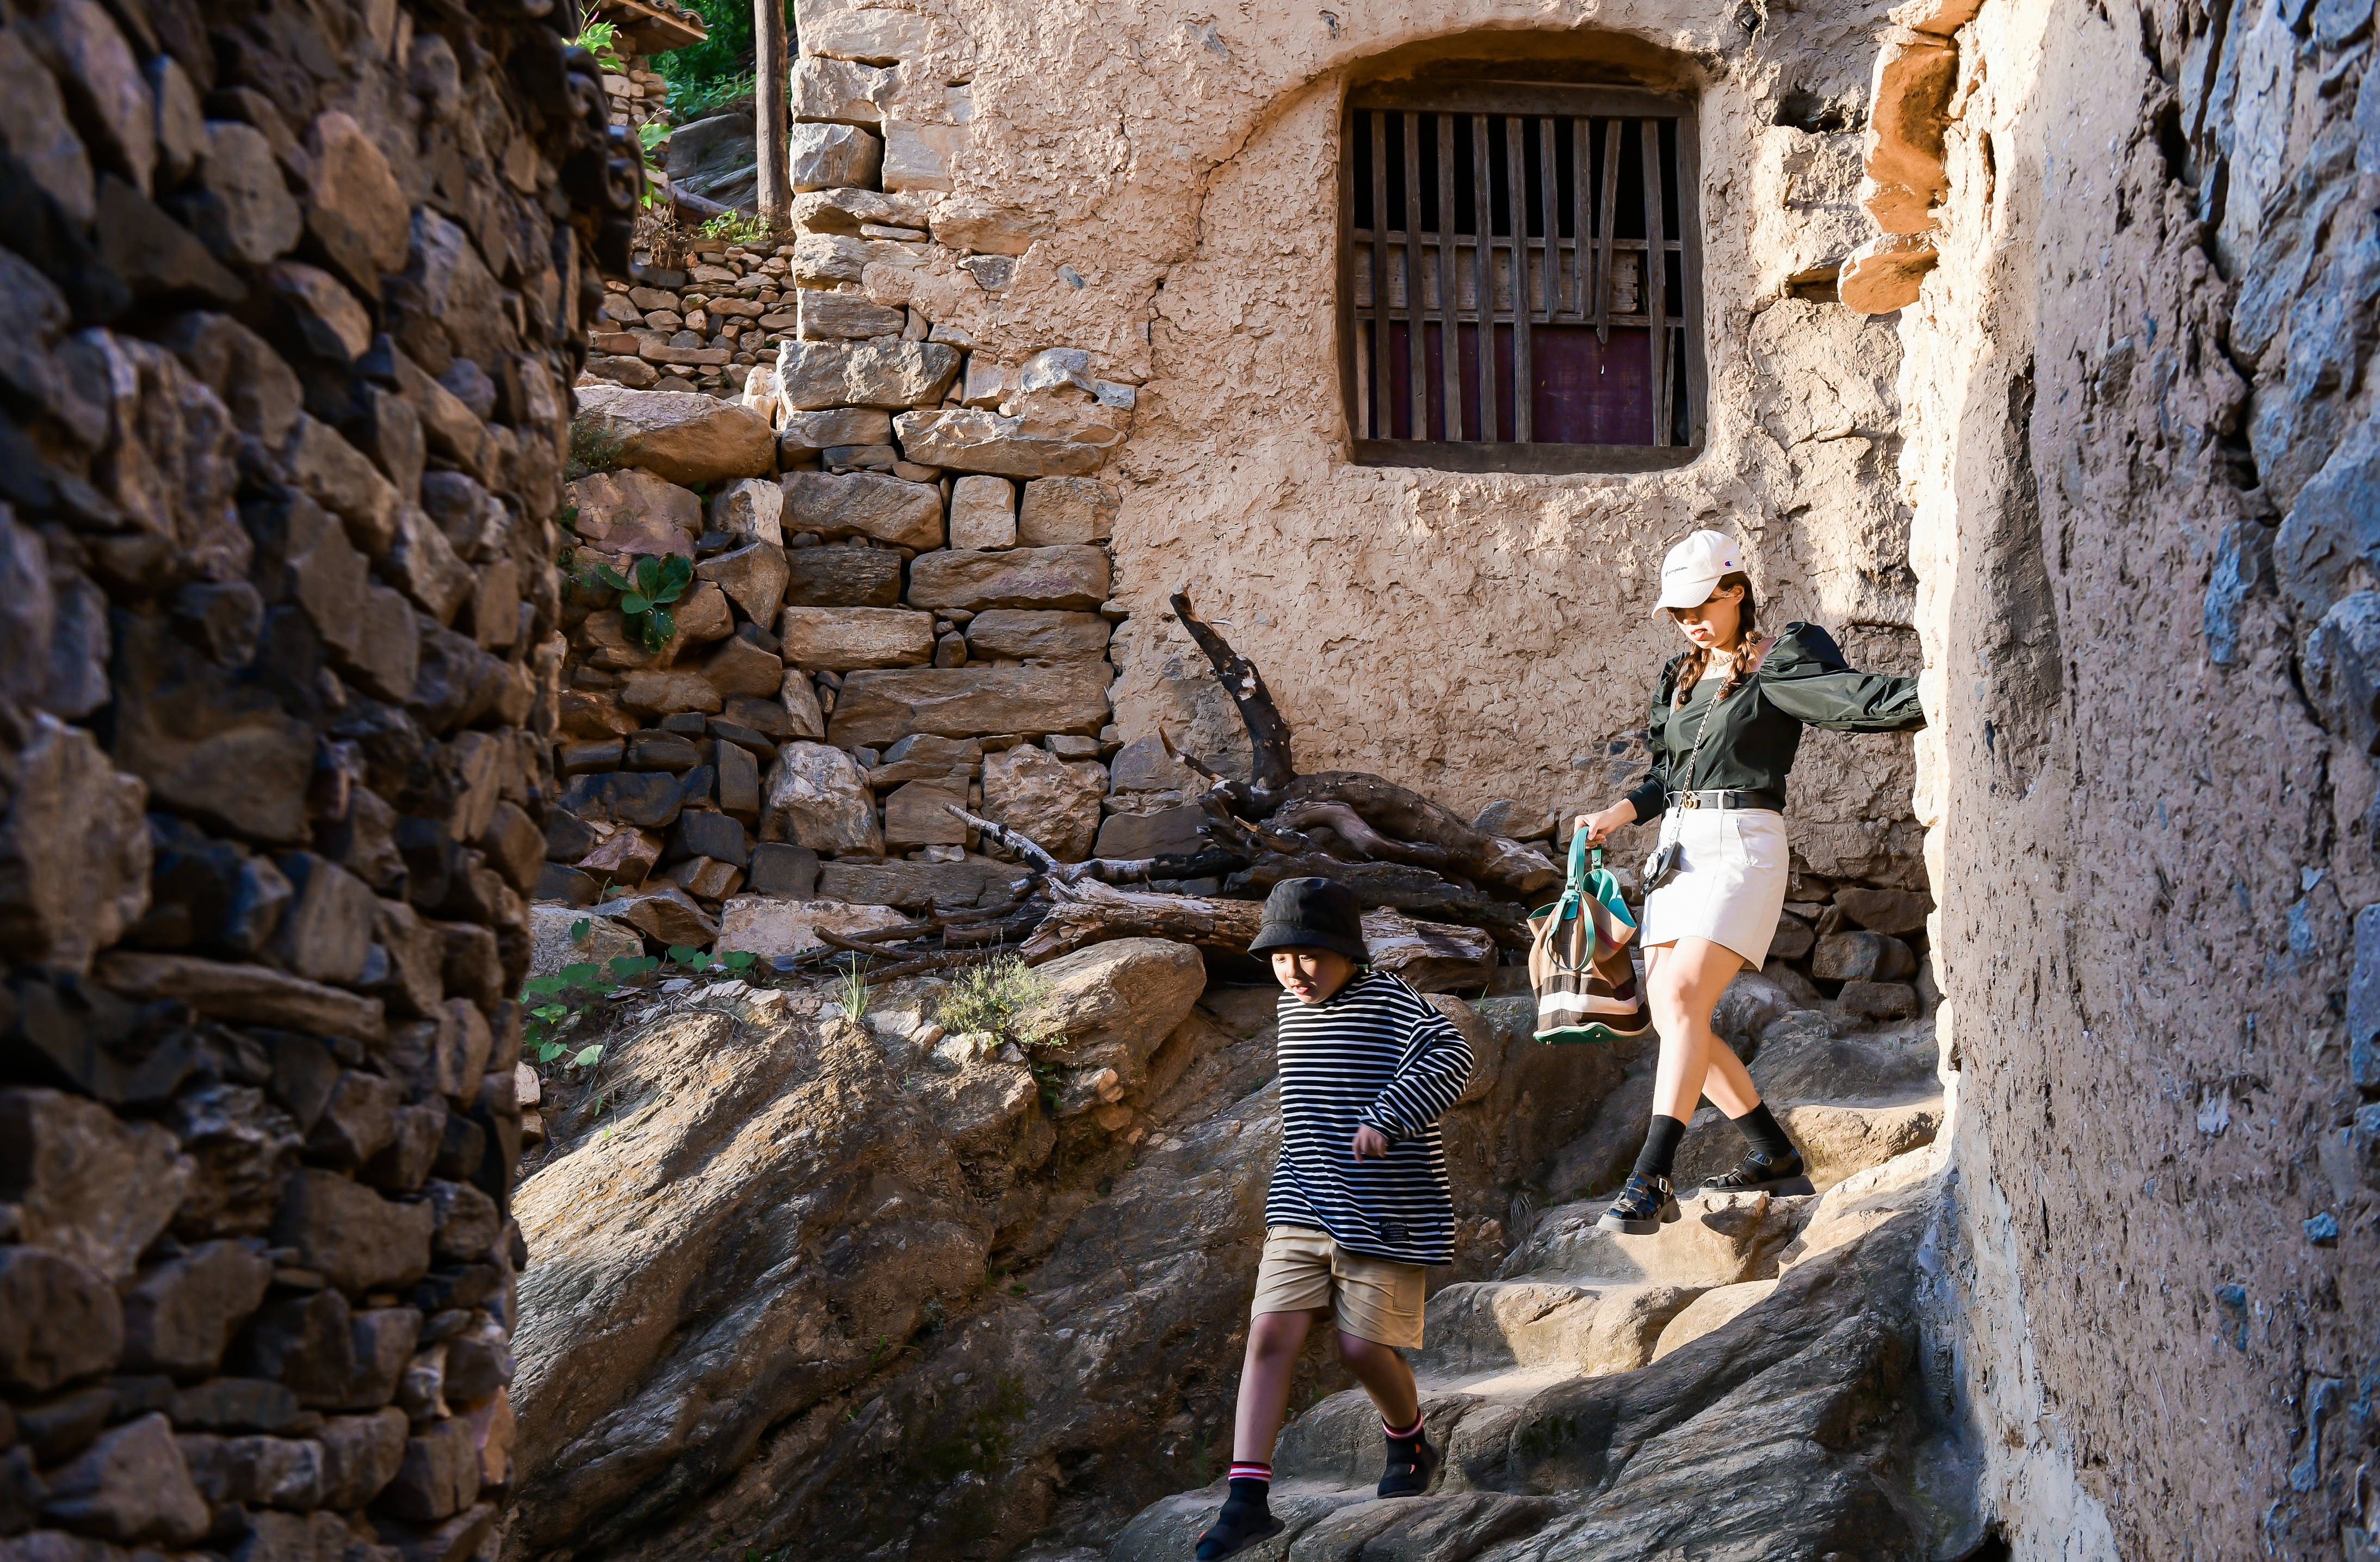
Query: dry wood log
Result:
<box><xmin>1166</xmin><ymin>596</ymin><xmax>1558</xmax><ymax>898</ymax></box>
<box><xmin>1269</xmin><ymin>799</ymin><xmax>1462</xmax><ymax>875</ymax></box>
<box><xmin>1169</xmin><ymin>589</ymin><xmax>1295</xmax><ymax>801</ymax></box>
<box><xmin>1019</xmin><ymin>878</ymin><xmax>1266</xmax><ymax>964</ymax></box>
<box><xmin>1227</xmin><ymin>854</ymin><xmax>1529</xmax><ymax>936</ymax></box>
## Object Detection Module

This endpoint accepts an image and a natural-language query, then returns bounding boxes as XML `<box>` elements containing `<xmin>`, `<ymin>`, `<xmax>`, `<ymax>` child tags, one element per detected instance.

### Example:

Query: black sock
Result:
<box><xmin>1223</xmin><ymin>1467</ymin><xmax>1271</xmax><ymax>1511</ymax></box>
<box><xmin>1633</xmin><ymin>1114</ymin><xmax>1686</xmax><ymax>1182</ymax></box>
<box><xmin>1732</xmin><ymin>1101</ymin><xmax>1795</xmax><ymax>1160</ymax></box>
<box><xmin>1383</xmin><ymin>1412</ymin><xmax>1426</xmax><ymax>1455</ymax></box>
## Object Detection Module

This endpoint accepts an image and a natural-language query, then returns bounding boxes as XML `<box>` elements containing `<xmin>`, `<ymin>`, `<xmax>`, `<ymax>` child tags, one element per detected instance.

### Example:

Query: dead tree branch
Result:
<box><xmin>1169</xmin><ymin>588</ymin><xmax>1295</xmax><ymax>803</ymax></box>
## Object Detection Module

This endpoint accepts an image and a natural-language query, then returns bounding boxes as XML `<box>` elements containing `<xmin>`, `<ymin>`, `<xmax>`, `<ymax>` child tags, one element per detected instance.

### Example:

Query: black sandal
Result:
<box><xmin>1595</xmin><ymin>1172</ymin><xmax>1680</xmax><ymax>1235</ymax></box>
<box><xmin>1195</xmin><ymin>1503</ymin><xmax>1284</xmax><ymax>1560</ymax></box>
<box><xmin>1698</xmin><ymin>1147</ymin><xmax>1815</xmax><ymax>1195</ymax></box>
<box><xmin>1377</xmin><ymin>1434</ymin><xmax>1441</xmax><ymax>1498</ymax></box>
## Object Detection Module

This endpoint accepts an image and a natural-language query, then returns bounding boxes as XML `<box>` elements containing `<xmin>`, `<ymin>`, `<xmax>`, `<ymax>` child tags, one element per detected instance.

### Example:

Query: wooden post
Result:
<box><xmin>752</xmin><ymin>0</ymin><xmax>791</xmax><ymax>233</ymax></box>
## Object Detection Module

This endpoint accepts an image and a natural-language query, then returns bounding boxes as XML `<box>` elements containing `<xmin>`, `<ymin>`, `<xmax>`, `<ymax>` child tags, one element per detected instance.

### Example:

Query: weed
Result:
<box><xmin>565</xmin><ymin>419</ymin><xmax>628</xmax><ymax>481</ymax></box>
<box><xmin>1193</xmin><ymin>1428</ymin><xmax>1213</xmax><ymax>1489</ymax></box>
<box><xmin>569</xmin><ymin>18</ymin><xmax>625</xmax><ymax>71</ymax></box>
<box><xmin>837</xmin><ymin>957</ymin><xmax>872</xmax><ymax>1022</ymax></box>
<box><xmin>517</xmin><ymin>922</ymin><xmax>661</xmax><ymax>1067</ymax></box>
<box><xmin>582</xmin><ymin>553</ymin><xmax>693</xmax><ymax>652</ymax></box>
<box><xmin>933</xmin><ymin>956</ymin><xmax>1055</xmax><ymax>1048</ymax></box>
<box><xmin>698</xmin><ymin>210</ymin><xmax>775</xmax><ymax>247</ymax></box>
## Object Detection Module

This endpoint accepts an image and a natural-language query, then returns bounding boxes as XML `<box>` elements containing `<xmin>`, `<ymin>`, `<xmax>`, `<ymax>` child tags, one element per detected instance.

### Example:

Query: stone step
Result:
<box><xmin>1413</xmin><ymin>1279</ymin><xmax>1701</xmax><ymax>1381</ymax></box>
<box><xmin>1494</xmin><ymin>1186</ymin><xmax>1807</xmax><ymax>1286</ymax></box>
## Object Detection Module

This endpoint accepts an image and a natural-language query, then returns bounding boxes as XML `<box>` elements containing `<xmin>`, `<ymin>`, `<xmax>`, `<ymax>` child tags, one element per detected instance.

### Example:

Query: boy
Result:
<box><xmin>1195</xmin><ymin>878</ymin><xmax>1476</xmax><ymax>1560</ymax></box>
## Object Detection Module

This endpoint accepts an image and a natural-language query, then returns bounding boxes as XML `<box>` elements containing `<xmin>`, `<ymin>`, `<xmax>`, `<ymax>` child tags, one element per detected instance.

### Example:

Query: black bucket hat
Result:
<box><xmin>1246</xmin><ymin>877</ymin><xmax>1368</xmax><ymax>964</ymax></box>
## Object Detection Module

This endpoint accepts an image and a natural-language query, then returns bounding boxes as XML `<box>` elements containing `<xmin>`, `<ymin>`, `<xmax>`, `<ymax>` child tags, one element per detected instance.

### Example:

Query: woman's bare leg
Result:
<box><xmin>1642</xmin><ymin>937</ymin><xmax>1757</xmax><ymax>1122</ymax></box>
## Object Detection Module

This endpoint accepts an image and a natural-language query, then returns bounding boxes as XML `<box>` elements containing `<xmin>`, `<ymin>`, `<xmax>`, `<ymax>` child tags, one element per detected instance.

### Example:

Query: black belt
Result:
<box><xmin>1670</xmin><ymin>789</ymin><xmax>1783</xmax><ymax>813</ymax></box>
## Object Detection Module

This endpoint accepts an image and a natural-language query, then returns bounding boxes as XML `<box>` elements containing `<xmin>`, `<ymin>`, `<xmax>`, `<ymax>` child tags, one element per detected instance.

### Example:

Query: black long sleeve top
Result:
<box><xmin>1623</xmin><ymin>621</ymin><xmax>1925</xmax><ymax>822</ymax></box>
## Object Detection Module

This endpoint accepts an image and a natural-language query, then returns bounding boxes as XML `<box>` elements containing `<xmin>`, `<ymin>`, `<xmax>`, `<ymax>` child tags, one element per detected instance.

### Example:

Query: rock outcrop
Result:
<box><xmin>506</xmin><ymin>972</ymin><xmax>1615</xmax><ymax>1559</ymax></box>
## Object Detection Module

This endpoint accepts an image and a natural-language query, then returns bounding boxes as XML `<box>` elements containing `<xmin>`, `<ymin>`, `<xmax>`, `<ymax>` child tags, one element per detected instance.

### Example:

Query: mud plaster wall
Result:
<box><xmin>1903</xmin><ymin>0</ymin><xmax>2380</xmax><ymax>1552</ymax></box>
<box><xmin>852</xmin><ymin>0</ymin><xmax>1932</xmax><ymax>887</ymax></box>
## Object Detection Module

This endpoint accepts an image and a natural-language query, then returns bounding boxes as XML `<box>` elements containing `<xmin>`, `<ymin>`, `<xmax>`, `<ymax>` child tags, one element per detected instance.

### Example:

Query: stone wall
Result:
<box><xmin>561</xmin><ymin>0</ymin><xmax>1945</xmax><ymax>1008</ymax></box>
<box><xmin>0</xmin><ymin>0</ymin><xmax>628</xmax><ymax>1554</ymax></box>
<box><xmin>1891</xmin><ymin>0</ymin><xmax>2380</xmax><ymax>1552</ymax></box>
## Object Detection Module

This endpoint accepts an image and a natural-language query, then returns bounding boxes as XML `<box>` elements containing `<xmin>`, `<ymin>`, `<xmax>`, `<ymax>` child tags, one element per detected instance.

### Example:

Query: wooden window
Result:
<box><xmin>1339</xmin><ymin>83</ymin><xmax>1706</xmax><ymax>473</ymax></box>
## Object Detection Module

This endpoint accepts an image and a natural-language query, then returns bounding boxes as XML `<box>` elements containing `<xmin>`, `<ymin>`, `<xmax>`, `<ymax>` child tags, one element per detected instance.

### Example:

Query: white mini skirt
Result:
<box><xmin>1640</xmin><ymin>805</ymin><xmax>1791</xmax><ymax>965</ymax></box>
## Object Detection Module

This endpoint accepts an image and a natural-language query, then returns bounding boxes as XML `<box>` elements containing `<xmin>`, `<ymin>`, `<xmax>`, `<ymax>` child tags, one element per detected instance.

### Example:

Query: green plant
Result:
<box><xmin>837</xmin><ymin>956</ymin><xmax>872</xmax><ymax>1021</ymax></box>
<box><xmin>570</xmin><ymin>17</ymin><xmax>626</xmax><ymax>72</ymax></box>
<box><xmin>666</xmin><ymin>66</ymin><xmax>756</xmax><ymax>119</ymax></box>
<box><xmin>518</xmin><ymin>929</ymin><xmax>664</xmax><ymax>1070</ymax></box>
<box><xmin>565</xmin><ymin>419</ymin><xmax>627</xmax><ymax>481</ymax></box>
<box><xmin>698</xmin><ymin>209</ymin><xmax>773</xmax><ymax>246</ymax></box>
<box><xmin>932</xmin><ymin>956</ymin><xmax>1055</xmax><ymax>1049</ymax></box>
<box><xmin>582</xmin><ymin>553</ymin><xmax>693</xmax><ymax>651</ymax></box>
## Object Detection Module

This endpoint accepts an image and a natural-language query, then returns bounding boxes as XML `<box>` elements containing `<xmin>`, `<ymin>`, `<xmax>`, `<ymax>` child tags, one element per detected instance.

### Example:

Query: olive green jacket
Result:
<box><xmin>1623</xmin><ymin>621</ymin><xmax>1924</xmax><ymax>821</ymax></box>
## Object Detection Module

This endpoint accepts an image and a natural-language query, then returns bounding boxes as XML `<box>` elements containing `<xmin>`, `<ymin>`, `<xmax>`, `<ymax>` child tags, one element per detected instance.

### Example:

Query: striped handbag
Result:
<box><xmin>1528</xmin><ymin>834</ymin><xmax>1654</xmax><ymax>1045</ymax></box>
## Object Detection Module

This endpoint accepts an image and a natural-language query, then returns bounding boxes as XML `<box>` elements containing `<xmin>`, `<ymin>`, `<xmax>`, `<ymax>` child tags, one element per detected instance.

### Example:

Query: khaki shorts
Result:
<box><xmin>1250</xmin><ymin>1226</ymin><xmax>1427</xmax><ymax>1349</ymax></box>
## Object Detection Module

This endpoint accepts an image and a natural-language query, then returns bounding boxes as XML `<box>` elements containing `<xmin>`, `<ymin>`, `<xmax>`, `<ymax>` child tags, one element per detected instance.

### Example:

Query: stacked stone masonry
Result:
<box><xmin>0</xmin><ymin>0</ymin><xmax>634</xmax><ymax>1555</ymax></box>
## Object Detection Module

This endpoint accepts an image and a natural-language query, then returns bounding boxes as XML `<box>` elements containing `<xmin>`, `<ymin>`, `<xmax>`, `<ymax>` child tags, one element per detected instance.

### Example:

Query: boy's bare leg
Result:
<box><xmin>1231</xmin><ymin>1310</ymin><xmax>1320</xmax><ymax>1464</ymax></box>
<box><xmin>1334</xmin><ymin>1331</ymin><xmax>1420</xmax><ymax>1427</ymax></box>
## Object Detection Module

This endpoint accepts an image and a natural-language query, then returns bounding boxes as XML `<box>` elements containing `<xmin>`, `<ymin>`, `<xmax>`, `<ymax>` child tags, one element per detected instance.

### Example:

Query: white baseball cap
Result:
<box><xmin>1653</xmin><ymin>529</ymin><xmax>1746</xmax><ymax>613</ymax></box>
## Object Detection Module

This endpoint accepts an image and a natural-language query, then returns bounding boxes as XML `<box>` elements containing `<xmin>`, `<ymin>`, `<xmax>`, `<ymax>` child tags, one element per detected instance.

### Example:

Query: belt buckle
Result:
<box><xmin>1679</xmin><ymin>793</ymin><xmax>1702</xmax><ymax>810</ymax></box>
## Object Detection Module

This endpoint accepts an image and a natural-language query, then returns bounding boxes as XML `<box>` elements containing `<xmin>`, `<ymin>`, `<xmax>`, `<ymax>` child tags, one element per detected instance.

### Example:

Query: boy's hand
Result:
<box><xmin>1351</xmin><ymin>1125</ymin><xmax>1392</xmax><ymax>1160</ymax></box>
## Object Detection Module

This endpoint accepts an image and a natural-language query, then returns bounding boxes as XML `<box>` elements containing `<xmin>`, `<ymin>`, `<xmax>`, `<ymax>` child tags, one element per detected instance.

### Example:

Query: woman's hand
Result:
<box><xmin>1571</xmin><ymin>802</ymin><xmax>1639</xmax><ymax>847</ymax></box>
<box><xmin>1351</xmin><ymin>1125</ymin><xmax>1392</xmax><ymax>1160</ymax></box>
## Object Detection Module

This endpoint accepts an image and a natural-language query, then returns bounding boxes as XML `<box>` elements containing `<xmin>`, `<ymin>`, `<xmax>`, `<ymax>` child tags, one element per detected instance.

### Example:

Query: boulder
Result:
<box><xmin>94</xmin><ymin>952</ymin><xmax>386</xmax><ymax>1040</ymax></box>
<box><xmin>906</xmin><ymin>545</ymin><xmax>1110</xmax><ymax>612</ymax></box>
<box><xmin>775</xmin><ymin>339</ymin><xmax>959</xmax><ymax>411</ymax></box>
<box><xmin>1032</xmin><ymin>939</ymin><xmax>1206</xmax><ymax>1083</ymax></box>
<box><xmin>1810</xmin><ymin>930</ymin><xmax>1917</xmax><ymax>982</ymax></box>
<box><xmin>1831</xmin><ymin>887</ymin><xmax>1933</xmax><ymax>935</ymax></box>
<box><xmin>762</xmin><ymin>742</ymin><xmax>883</xmax><ymax>854</ymax></box>
<box><xmin>892</xmin><ymin>408</ymin><xmax>1121</xmax><ymax>477</ymax></box>
<box><xmin>0</xmin><ymin>714</ymin><xmax>151</xmax><ymax>975</ymax></box>
<box><xmin>786</xmin><ymin>122</ymin><xmax>881</xmax><ymax>192</ymax></box>
<box><xmin>790</xmin><ymin>54</ymin><xmax>900</xmax><ymax>125</ymax></box>
<box><xmin>565</xmin><ymin>469</ymin><xmax>702</xmax><ymax>559</ymax></box>
<box><xmin>591</xmin><ymin>885</ymin><xmax>719</xmax><ymax>948</ymax></box>
<box><xmin>784</xmin><ymin>542</ymin><xmax>904</xmax><ymax>606</ymax></box>
<box><xmin>1357</xmin><ymin>908</ymin><xmax>1497</xmax><ymax>993</ymax></box>
<box><xmin>1016</xmin><ymin>477</ymin><xmax>1118</xmax><ymax>545</ymax></box>
<box><xmin>696</xmin><ymin>541</ymin><xmax>790</xmax><ymax>624</ymax></box>
<box><xmin>778</xmin><ymin>606</ymin><xmax>937</xmax><ymax>670</ymax></box>
<box><xmin>269</xmin><ymin>1169</ymin><xmax>435</xmax><ymax>1294</ymax></box>
<box><xmin>665</xmin><ymin>110</ymin><xmax>759</xmax><ymax>208</ymax></box>
<box><xmin>962</xmin><ymin>609</ymin><xmax>1109</xmax><ymax>662</ymax></box>
<box><xmin>797</xmin><ymin>291</ymin><xmax>908</xmax><ymax>341</ymax></box>
<box><xmin>813</xmin><ymin>857</ymin><xmax>1022</xmax><ymax>909</ymax></box>
<box><xmin>881</xmin><ymin>777</ymin><xmax>970</xmax><ymax>848</ymax></box>
<box><xmin>38</xmin><ymin>1412</ymin><xmax>209</xmax><ymax>1545</ymax></box>
<box><xmin>709</xmin><ymin>478</ymin><xmax>786</xmax><ymax>546</ymax></box>
<box><xmin>528</xmin><ymin>904</ymin><xmax>645</xmax><ymax>980</ymax></box>
<box><xmin>0</xmin><ymin>1088</ymin><xmax>189</xmax><ymax>1282</ymax></box>
<box><xmin>780</xmin><ymin>471</ymin><xmax>944</xmax><ymax>550</ymax></box>
<box><xmin>948</xmin><ymin>475</ymin><xmax>1017</xmax><ymax>549</ymax></box>
<box><xmin>1092</xmin><ymin>805</ymin><xmax>1207</xmax><ymax>861</ymax></box>
<box><xmin>780</xmin><ymin>408</ymin><xmax>895</xmax><ymax>454</ymax></box>
<box><xmin>981</xmin><ymin>744</ymin><xmax>1104</xmax><ymax>861</ymax></box>
<box><xmin>713</xmin><ymin>896</ymin><xmax>910</xmax><ymax>958</ymax></box>
<box><xmin>827</xmin><ymin>664</ymin><xmax>1113</xmax><ymax>748</ymax></box>
<box><xmin>574</xmin><ymin>385</ymin><xmax>776</xmax><ymax>485</ymax></box>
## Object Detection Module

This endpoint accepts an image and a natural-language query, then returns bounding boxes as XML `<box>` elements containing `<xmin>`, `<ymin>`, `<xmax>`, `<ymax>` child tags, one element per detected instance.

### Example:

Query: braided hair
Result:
<box><xmin>1671</xmin><ymin>572</ymin><xmax>1759</xmax><ymax>708</ymax></box>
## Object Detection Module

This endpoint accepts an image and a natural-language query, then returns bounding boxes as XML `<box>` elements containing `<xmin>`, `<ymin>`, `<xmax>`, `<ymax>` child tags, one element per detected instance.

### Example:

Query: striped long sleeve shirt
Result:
<box><xmin>1263</xmin><ymin>971</ymin><xmax>1476</xmax><ymax>1265</ymax></box>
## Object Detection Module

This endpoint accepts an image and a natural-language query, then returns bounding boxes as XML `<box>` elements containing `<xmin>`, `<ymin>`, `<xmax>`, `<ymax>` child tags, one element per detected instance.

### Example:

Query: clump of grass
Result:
<box><xmin>697</xmin><ymin>210</ymin><xmax>774</xmax><ymax>248</ymax></box>
<box><xmin>934</xmin><ymin>956</ymin><xmax>1056</xmax><ymax>1049</ymax></box>
<box><xmin>566</xmin><ymin>417</ymin><xmax>628</xmax><ymax>480</ymax></box>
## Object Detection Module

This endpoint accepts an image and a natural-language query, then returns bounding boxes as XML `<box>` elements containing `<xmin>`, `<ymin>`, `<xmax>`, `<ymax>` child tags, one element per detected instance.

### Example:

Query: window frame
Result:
<box><xmin>1335</xmin><ymin>80</ymin><xmax>1709</xmax><ymax>474</ymax></box>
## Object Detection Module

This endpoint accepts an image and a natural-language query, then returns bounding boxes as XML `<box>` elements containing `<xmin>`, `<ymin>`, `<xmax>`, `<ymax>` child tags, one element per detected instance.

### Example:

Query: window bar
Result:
<box><xmin>1594</xmin><ymin>119</ymin><xmax>1620</xmax><ymax>344</ymax></box>
<box><xmin>1571</xmin><ymin>117</ymin><xmax>1592</xmax><ymax>320</ymax></box>
<box><xmin>1473</xmin><ymin>114</ymin><xmax>1496</xmax><ymax>444</ymax></box>
<box><xmin>1403</xmin><ymin>112</ymin><xmax>1427</xmax><ymax>441</ymax></box>
<box><xmin>1505</xmin><ymin>115</ymin><xmax>1531</xmax><ymax>443</ymax></box>
<box><xmin>1538</xmin><ymin>116</ymin><xmax>1559</xmax><ymax>325</ymax></box>
<box><xmin>1370</xmin><ymin>112</ymin><xmax>1392</xmax><ymax>441</ymax></box>
<box><xmin>1437</xmin><ymin>113</ymin><xmax>1462</xmax><ymax>442</ymax></box>
<box><xmin>1640</xmin><ymin>118</ymin><xmax>1669</xmax><ymax>447</ymax></box>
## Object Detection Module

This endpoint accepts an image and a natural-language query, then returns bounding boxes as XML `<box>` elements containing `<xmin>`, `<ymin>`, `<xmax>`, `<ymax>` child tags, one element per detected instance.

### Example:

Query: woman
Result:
<box><xmin>1573</xmin><ymin>529</ymin><xmax>1924</xmax><ymax>1234</ymax></box>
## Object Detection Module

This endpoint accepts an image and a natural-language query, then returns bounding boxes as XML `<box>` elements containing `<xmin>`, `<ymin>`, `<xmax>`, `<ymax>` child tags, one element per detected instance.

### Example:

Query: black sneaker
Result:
<box><xmin>1377</xmin><ymin>1434</ymin><xmax>1440</xmax><ymax>1498</ymax></box>
<box><xmin>1195</xmin><ymin>1501</ymin><xmax>1283</xmax><ymax>1560</ymax></box>
<box><xmin>1698</xmin><ymin>1147</ymin><xmax>1815</xmax><ymax>1195</ymax></box>
<box><xmin>1595</xmin><ymin>1172</ymin><xmax>1680</xmax><ymax>1235</ymax></box>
